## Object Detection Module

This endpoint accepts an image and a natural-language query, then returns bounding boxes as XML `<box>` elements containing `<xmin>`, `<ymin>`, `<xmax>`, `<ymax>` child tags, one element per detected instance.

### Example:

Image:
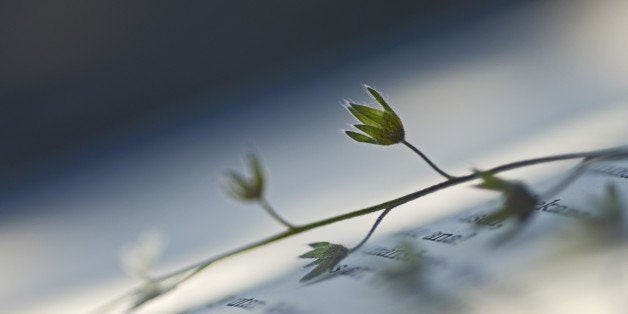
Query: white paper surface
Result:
<box><xmin>174</xmin><ymin>157</ymin><xmax>628</xmax><ymax>314</ymax></box>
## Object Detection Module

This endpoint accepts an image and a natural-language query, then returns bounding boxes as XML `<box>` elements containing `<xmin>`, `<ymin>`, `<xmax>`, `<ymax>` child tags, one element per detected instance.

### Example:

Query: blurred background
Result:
<box><xmin>2</xmin><ymin>0</ymin><xmax>628</xmax><ymax>312</ymax></box>
<box><xmin>0</xmin><ymin>0</ymin><xmax>514</xmax><ymax>183</ymax></box>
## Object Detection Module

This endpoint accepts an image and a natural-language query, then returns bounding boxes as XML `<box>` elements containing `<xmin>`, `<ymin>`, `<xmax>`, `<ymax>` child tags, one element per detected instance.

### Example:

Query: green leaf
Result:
<box><xmin>247</xmin><ymin>153</ymin><xmax>264</xmax><ymax>193</ymax></box>
<box><xmin>380</xmin><ymin>112</ymin><xmax>404</xmax><ymax>134</ymax></box>
<box><xmin>349</xmin><ymin>104</ymin><xmax>387</xmax><ymax>125</ymax></box>
<box><xmin>299</xmin><ymin>243</ymin><xmax>330</xmax><ymax>258</ymax></box>
<box><xmin>364</xmin><ymin>85</ymin><xmax>395</xmax><ymax>115</ymax></box>
<box><xmin>589</xmin><ymin>183</ymin><xmax>625</xmax><ymax>237</ymax></box>
<box><xmin>299</xmin><ymin>242</ymin><xmax>349</xmax><ymax>282</ymax></box>
<box><xmin>354</xmin><ymin>124</ymin><xmax>394</xmax><ymax>145</ymax></box>
<box><xmin>475</xmin><ymin>171</ymin><xmax>513</xmax><ymax>191</ymax></box>
<box><xmin>226</xmin><ymin>171</ymin><xmax>249</xmax><ymax>200</ymax></box>
<box><xmin>309</xmin><ymin>242</ymin><xmax>331</xmax><ymax>249</ymax></box>
<box><xmin>350</xmin><ymin>104</ymin><xmax>403</xmax><ymax>139</ymax></box>
<box><xmin>347</xmin><ymin>104</ymin><xmax>380</xmax><ymax>127</ymax></box>
<box><xmin>226</xmin><ymin>171</ymin><xmax>248</xmax><ymax>189</ymax></box>
<box><xmin>345</xmin><ymin>131</ymin><xmax>377</xmax><ymax>144</ymax></box>
<box><xmin>475</xmin><ymin>171</ymin><xmax>538</xmax><ymax>224</ymax></box>
<box><xmin>299</xmin><ymin>250</ymin><xmax>325</xmax><ymax>259</ymax></box>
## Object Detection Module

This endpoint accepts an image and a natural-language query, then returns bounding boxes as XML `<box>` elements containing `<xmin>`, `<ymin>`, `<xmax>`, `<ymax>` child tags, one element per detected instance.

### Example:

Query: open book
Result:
<box><xmin>176</xmin><ymin>158</ymin><xmax>628</xmax><ymax>314</ymax></box>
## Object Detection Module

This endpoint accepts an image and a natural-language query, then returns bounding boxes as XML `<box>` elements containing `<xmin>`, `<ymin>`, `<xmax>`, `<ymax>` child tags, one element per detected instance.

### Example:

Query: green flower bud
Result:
<box><xmin>226</xmin><ymin>153</ymin><xmax>265</xmax><ymax>201</ymax></box>
<box><xmin>345</xmin><ymin>86</ymin><xmax>405</xmax><ymax>146</ymax></box>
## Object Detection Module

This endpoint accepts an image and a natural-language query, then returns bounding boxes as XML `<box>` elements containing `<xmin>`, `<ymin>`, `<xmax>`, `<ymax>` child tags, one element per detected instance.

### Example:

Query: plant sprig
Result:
<box><xmin>97</xmin><ymin>86</ymin><xmax>628</xmax><ymax>312</ymax></box>
<box><xmin>474</xmin><ymin>171</ymin><xmax>538</xmax><ymax>226</ymax></box>
<box><xmin>226</xmin><ymin>153</ymin><xmax>296</xmax><ymax>229</ymax></box>
<box><xmin>98</xmin><ymin>147</ymin><xmax>627</xmax><ymax>312</ymax></box>
<box><xmin>345</xmin><ymin>85</ymin><xmax>455</xmax><ymax>179</ymax></box>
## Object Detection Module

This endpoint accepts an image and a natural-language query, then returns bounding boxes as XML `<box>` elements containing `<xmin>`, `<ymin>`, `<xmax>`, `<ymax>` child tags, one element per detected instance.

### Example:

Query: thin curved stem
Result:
<box><xmin>539</xmin><ymin>153</ymin><xmax>622</xmax><ymax>200</ymax></box>
<box><xmin>540</xmin><ymin>158</ymin><xmax>591</xmax><ymax>200</ymax></box>
<box><xmin>350</xmin><ymin>206</ymin><xmax>393</xmax><ymax>253</ymax></box>
<box><xmin>101</xmin><ymin>146</ymin><xmax>628</xmax><ymax>312</ymax></box>
<box><xmin>401</xmin><ymin>140</ymin><xmax>455</xmax><ymax>180</ymax></box>
<box><xmin>259</xmin><ymin>197</ymin><xmax>296</xmax><ymax>229</ymax></box>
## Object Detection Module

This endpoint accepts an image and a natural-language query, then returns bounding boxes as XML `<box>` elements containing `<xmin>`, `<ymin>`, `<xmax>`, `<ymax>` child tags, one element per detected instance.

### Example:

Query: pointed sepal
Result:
<box><xmin>344</xmin><ymin>86</ymin><xmax>405</xmax><ymax>146</ymax></box>
<box><xmin>299</xmin><ymin>242</ymin><xmax>349</xmax><ymax>282</ymax></box>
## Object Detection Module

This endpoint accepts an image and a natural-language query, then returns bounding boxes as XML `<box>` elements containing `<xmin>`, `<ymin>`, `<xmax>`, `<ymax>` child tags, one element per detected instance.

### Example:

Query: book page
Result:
<box><xmin>178</xmin><ymin>158</ymin><xmax>628</xmax><ymax>314</ymax></box>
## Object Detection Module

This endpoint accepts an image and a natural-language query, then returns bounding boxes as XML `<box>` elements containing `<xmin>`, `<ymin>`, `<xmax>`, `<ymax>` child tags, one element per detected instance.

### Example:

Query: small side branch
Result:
<box><xmin>259</xmin><ymin>198</ymin><xmax>296</xmax><ymax>229</ymax></box>
<box><xmin>401</xmin><ymin>140</ymin><xmax>455</xmax><ymax>180</ymax></box>
<box><xmin>540</xmin><ymin>152</ymin><xmax>627</xmax><ymax>200</ymax></box>
<box><xmin>350</xmin><ymin>207</ymin><xmax>393</xmax><ymax>253</ymax></box>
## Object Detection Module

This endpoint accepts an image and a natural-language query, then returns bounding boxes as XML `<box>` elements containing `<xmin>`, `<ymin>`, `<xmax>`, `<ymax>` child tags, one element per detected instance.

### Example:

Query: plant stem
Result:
<box><xmin>350</xmin><ymin>206</ymin><xmax>393</xmax><ymax>253</ymax></box>
<box><xmin>103</xmin><ymin>146</ymin><xmax>627</xmax><ymax>312</ymax></box>
<box><xmin>155</xmin><ymin>148</ymin><xmax>626</xmax><ymax>284</ymax></box>
<box><xmin>401</xmin><ymin>140</ymin><xmax>455</xmax><ymax>180</ymax></box>
<box><xmin>259</xmin><ymin>197</ymin><xmax>296</xmax><ymax>229</ymax></box>
<box><xmin>540</xmin><ymin>158</ymin><xmax>590</xmax><ymax>200</ymax></box>
<box><xmin>539</xmin><ymin>153</ymin><xmax>624</xmax><ymax>200</ymax></box>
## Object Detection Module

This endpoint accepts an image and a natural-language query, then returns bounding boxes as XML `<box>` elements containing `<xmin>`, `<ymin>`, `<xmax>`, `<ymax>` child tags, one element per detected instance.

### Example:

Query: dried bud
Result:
<box><xmin>120</xmin><ymin>230</ymin><xmax>165</xmax><ymax>280</ymax></box>
<box><xmin>120</xmin><ymin>230</ymin><xmax>167</xmax><ymax>310</ymax></box>
<box><xmin>345</xmin><ymin>86</ymin><xmax>405</xmax><ymax>146</ymax></box>
<box><xmin>226</xmin><ymin>153</ymin><xmax>265</xmax><ymax>201</ymax></box>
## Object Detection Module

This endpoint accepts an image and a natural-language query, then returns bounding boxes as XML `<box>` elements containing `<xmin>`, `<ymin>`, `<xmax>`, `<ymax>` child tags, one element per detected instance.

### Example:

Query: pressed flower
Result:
<box><xmin>299</xmin><ymin>242</ymin><xmax>348</xmax><ymax>282</ymax></box>
<box><xmin>226</xmin><ymin>153</ymin><xmax>265</xmax><ymax>201</ymax></box>
<box><xmin>225</xmin><ymin>153</ymin><xmax>295</xmax><ymax>229</ymax></box>
<box><xmin>475</xmin><ymin>171</ymin><xmax>537</xmax><ymax>225</ymax></box>
<box><xmin>345</xmin><ymin>86</ymin><xmax>405</xmax><ymax>146</ymax></box>
<box><xmin>120</xmin><ymin>230</ymin><xmax>167</xmax><ymax>310</ymax></box>
<box><xmin>344</xmin><ymin>86</ymin><xmax>455</xmax><ymax>180</ymax></box>
<box><xmin>120</xmin><ymin>230</ymin><xmax>165</xmax><ymax>280</ymax></box>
